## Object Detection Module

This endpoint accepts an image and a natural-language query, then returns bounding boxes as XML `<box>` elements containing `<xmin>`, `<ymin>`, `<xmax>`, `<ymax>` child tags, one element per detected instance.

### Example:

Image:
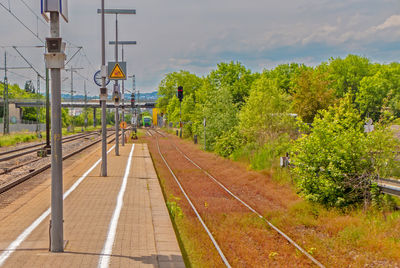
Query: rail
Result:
<box><xmin>151</xmin><ymin>129</ymin><xmax>325</xmax><ymax>267</ymax></box>
<box><xmin>0</xmin><ymin>132</ymin><xmax>117</xmax><ymax>194</ymax></box>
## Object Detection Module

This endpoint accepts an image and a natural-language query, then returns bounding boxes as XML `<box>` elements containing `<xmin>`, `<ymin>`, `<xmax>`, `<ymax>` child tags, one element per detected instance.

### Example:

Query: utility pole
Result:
<box><xmin>3</xmin><ymin>52</ymin><xmax>9</xmax><ymax>135</ymax></box>
<box><xmin>114</xmin><ymin>13</ymin><xmax>119</xmax><ymax>155</ymax></box>
<box><xmin>46</xmin><ymin>11</ymin><xmax>66</xmax><ymax>253</ymax></box>
<box><xmin>65</xmin><ymin>66</ymin><xmax>82</xmax><ymax>132</ymax></box>
<box><xmin>84</xmin><ymin>81</ymin><xmax>87</xmax><ymax>129</ymax></box>
<box><xmin>45</xmin><ymin>68</ymin><xmax>50</xmax><ymax>153</ymax></box>
<box><xmin>36</xmin><ymin>73</ymin><xmax>41</xmax><ymax>136</ymax></box>
<box><xmin>70</xmin><ymin>66</ymin><xmax>74</xmax><ymax>132</ymax></box>
<box><xmin>110</xmin><ymin>41</ymin><xmax>136</xmax><ymax>146</ymax></box>
<box><xmin>97</xmin><ymin>8</ymin><xmax>136</xmax><ymax>156</ymax></box>
<box><xmin>100</xmin><ymin>0</ymin><xmax>107</xmax><ymax>176</ymax></box>
<box><xmin>12</xmin><ymin>46</ymin><xmax>45</xmax><ymax>137</ymax></box>
<box><xmin>138</xmin><ymin>89</ymin><xmax>140</xmax><ymax>127</ymax></box>
<box><xmin>129</xmin><ymin>74</ymin><xmax>136</xmax><ymax>129</ymax></box>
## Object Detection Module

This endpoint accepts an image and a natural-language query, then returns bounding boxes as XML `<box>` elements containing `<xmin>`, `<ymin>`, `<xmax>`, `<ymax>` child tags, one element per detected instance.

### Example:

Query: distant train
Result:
<box><xmin>142</xmin><ymin>115</ymin><xmax>152</xmax><ymax>127</ymax></box>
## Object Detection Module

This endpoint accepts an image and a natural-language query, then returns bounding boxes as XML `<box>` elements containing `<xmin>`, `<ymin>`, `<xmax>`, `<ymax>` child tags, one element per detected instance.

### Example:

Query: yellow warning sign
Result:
<box><xmin>120</xmin><ymin>121</ymin><xmax>127</xmax><ymax>129</ymax></box>
<box><xmin>109</xmin><ymin>63</ymin><xmax>126</xmax><ymax>79</ymax></box>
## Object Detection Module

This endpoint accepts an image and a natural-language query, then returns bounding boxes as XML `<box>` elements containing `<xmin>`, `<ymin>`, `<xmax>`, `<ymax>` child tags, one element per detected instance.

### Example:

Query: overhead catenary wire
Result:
<box><xmin>0</xmin><ymin>2</ymin><xmax>44</xmax><ymax>43</ymax></box>
<box><xmin>17</xmin><ymin>0</ymin><xmax>48</xmax><ymax>26</ymax></box>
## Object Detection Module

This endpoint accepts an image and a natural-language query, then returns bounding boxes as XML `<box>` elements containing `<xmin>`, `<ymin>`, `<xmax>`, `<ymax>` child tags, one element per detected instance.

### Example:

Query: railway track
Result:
<box><xmin>148</xmin><ymin>129</ymin><xmax>325</xmax><ymax>267</ymax></box>
<box><xmin>0</xmin><ymin>129</ymin><xmax>111</xmax><ymax>160</ymax></box>
<box><xmin>0</xmin><ymin>130</ymin><xmax>118</xmax><ymax>195</ymax></box>
<box><xmin>0</xmin><ymin>129</ymin><xmax>116</xmax><ymax>176</ymax></box>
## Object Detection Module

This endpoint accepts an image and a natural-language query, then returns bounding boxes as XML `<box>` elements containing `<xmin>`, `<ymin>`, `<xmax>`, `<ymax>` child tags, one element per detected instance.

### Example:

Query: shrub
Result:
<box><xmin>292</xmin><ymin>95</ymin><xmax>399</xmax><ymax>208</ymax></box>
<box><xmin>214</xmin><ymin>128</ymin><xmax>243</xmax><ymax>158</ymax></box>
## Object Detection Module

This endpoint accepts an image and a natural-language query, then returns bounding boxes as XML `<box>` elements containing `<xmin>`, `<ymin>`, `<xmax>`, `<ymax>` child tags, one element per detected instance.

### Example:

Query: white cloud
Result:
<box><xmin>1</xmin><ymin>0</ymin><xmax>400</xmax><ymax>93</ymax></box>
<box><xmin>374</xmin><ymin>14</ymin><xmax>400</xmax><ymax>31</ymax></box>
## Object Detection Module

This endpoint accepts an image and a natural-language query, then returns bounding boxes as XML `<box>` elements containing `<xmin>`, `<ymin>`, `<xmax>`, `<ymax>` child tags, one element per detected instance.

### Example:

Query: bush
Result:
<box><xmin>292</xmin><ymin>96</ymin><xmax>399</xmax><ymax>208</ymax></box>
<box><xmin>250</xmin><ymin>134</ymin><xmax>292</xmax><ymax>170</ymax></box>
<box><xmin>214</xmin><ymin>128</ymin><xmax>243</xmax><ymax>158</ymax></box>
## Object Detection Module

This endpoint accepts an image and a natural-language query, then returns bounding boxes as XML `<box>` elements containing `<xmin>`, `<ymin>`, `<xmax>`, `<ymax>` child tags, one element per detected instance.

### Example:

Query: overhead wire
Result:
<box><xmin>0</xmin><ymin>2</ymin><xmax>44</xmax><ymax>43</ymax></box>
<box><xmin>18</xmin><ymin>0</ymin><xmax>47</xmax><ymax>26</ymax></box>
<box><xmin>7</xmin><ymin>70</ymin><xmax>34</xmax><ymax>80</ymax></box>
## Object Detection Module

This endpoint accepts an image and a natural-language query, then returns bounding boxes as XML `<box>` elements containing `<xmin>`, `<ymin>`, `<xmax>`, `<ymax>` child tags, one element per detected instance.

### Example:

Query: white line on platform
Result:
<box><xmin>0</xmin><ymin>145</ymin><xmax>116</xmax><ymax>267</ymax></box>
<box><xmin>98</xmin><ymin>144</ymin><xmax>135</xmax><ymax>268</ymax></box>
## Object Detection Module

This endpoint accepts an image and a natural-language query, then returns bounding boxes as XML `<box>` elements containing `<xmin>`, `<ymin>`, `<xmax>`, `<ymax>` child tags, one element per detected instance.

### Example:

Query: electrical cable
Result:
<box><xmin>0</xmin><ymin>2</ymin><xmax>44</xmax><ymax>43</ymax></box>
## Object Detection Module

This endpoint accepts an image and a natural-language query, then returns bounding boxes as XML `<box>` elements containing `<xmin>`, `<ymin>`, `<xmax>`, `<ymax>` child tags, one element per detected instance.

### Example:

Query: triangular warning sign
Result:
<box><xmin>109</xmin><ymin>63</ymin><xmax>126</xmax><ymax>79</ymax></box>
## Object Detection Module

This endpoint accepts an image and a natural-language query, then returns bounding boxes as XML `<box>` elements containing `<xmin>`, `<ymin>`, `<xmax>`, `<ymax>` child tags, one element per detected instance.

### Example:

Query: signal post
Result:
<box><xmin>178</xmin><ymin>86</ymin><xmax>183</xmax><ymax>137</ymax></box>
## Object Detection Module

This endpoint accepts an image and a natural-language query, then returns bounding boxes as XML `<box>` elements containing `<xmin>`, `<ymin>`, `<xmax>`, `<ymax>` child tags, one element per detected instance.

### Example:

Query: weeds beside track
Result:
<box><xmin>149</xmin><ymin>129</ymin><xmax>324</xmax><ymax>267</ymax></box>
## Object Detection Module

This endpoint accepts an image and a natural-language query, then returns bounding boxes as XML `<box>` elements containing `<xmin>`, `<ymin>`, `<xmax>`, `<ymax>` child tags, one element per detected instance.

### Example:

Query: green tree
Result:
<box><xmin>207</xmin><ymin>61</ymin><xmax>256</xmax><ymax>105</ymax></box>
<box><xmin>356</xmin><ymin>63</ymin><xmax>400</xmax><ymax>121</ymax></box>
<box><xmin>194</xmin><ymin>86</ymin><xmax>238</xmax><ymax>151</ymax></box>
<box><xmin>292</xmin><ymin>67</ymin><xmax>335</xmax><ymax>123</ymax></box>
<box><xmin>292</xmin><ymin>96</ymin><xmax>399</xmax><ymax>208</ymax></box>
<box><xmin>239</xmin><ymin>74</ymin><xmax>294</xmax><ymax>145</ymax></box>
<box><xmin>327</xmin><ymin>55</ymin><xmax>372</xmax><ymax>97</ymax></box>
<box><xmin>156</xmin><ymin>70</ymin><xmax>202</xmax><ymax>112</ymax></box>
<box><xmin>267</xmin><ymin>63</ymin><xmax>307</xmax><ymax>94</ymax></box>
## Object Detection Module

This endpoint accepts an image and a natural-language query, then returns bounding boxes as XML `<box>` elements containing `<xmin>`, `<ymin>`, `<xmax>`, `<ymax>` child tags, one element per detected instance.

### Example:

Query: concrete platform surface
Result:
<box><xmin>0</xmin><ymin>142</ymin><xmax>184</xmax><ymax>268</ymax></box>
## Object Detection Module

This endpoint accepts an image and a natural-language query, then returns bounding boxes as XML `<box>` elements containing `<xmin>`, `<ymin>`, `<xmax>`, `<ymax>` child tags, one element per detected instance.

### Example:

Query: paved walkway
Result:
<box><xmin>0</xmin><ymin>142</ymin><xmax>184</xmax><ymax>267</ymax></box>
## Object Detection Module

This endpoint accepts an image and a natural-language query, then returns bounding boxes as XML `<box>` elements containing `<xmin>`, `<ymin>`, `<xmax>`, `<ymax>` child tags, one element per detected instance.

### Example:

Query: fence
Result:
<box><xmin>0</xmin><ymin>119</ymin><xmax>46</xmax><ymax>133</ymax></box>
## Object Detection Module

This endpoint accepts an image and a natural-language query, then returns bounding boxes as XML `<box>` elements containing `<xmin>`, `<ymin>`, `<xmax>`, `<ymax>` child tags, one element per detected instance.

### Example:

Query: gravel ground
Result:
<box><xmin>0</xmin><ymin>133</ymin><xmax>101</xmax><ymax>187</ymax></box>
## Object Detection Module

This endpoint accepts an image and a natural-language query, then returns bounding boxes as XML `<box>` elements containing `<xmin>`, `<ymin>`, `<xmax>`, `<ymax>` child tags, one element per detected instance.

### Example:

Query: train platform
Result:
<box><xmin>0</xmin><ymin>142</ymin><xmax>184</xmax><ymax>267</ymax></box>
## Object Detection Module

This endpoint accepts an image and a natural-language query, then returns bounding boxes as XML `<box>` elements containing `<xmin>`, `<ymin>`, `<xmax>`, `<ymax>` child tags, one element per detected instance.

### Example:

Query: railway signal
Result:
<box><xmin>178</xmin><ymin>86</ymin><xmax>183</xmax><ymax>137</ymax></box>
<box><xmin>178</xmin><ymin>86</ymin><xmax>183</xmax><ymax>102</ymax></box>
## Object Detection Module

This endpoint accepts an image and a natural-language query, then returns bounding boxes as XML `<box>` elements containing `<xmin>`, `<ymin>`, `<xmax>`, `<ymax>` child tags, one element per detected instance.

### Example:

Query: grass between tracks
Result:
<box><xmin>145</xmin><ymin>130</ymin><xmax>400</xmax><ymax>267</ymax></box>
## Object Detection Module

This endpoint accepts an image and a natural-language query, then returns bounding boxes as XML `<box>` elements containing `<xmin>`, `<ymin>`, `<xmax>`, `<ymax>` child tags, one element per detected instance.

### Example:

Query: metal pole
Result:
<box><xmin>45</xmin><ymin>68</ymin><xmax>51</xmax><ymax>153</ymax></box>
<box><xmin>84</xmin><ymin>81</ymin><xmax>87</xmax><ymax>129</ymax></box>
<box><xmin>3</xmin><ymin>52</ymin><xmax>8</xmax><ymax>135</ymax></box>
<box><xmin>36</xmin><ymin>73</ymin><xmax>40</xmax><ymax>135</ymax></box>
<box><xmin>121</xmin><ymin>45</ymin><xmax>125</xmax><ymax>146</ymax></box>
<box><xmin>114</xmin><ymin>13</ymin><xmax>119</xmax><ymax>156</ymax></box>
<box><xmin>49</xmin><ymin>11</ymin><xmax>63</xmax><ymax>252</ymax></box>
<box><xmin>132</xmin><ymin>75</ymin><xmax>137</xmax><ymax>130</ymax></box>
<box><xmin>70</xmin><ymin>66</ymin><xmax>74</xmax><ymax>132</ymax></box>
<box><xmin>180</xmin><ymin>103</ymin><xmax>182</xmax><ymax>137</ymax></box>
<box><xmin>100</xmin><ymin>0</ymin><xmax>107</xmax><ymax>176</ymax></box>
<box><xmin>204</xmin><ymin>118</ymin><xmax>206</xmax><ymax>151</ymax></box>
<box><xmin>93</xmin><ymin>108</ymin><xmax>97</xmax><ymax>127</ymax></box>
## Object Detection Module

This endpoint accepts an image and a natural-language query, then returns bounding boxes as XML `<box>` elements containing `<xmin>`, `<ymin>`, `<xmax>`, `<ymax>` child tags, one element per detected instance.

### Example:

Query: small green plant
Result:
<box><xmin>371</xmin><ymin>183</ymin><xmax>397</xmax><ymax>211</ymax></box>
<box><xmin>166</xmin><ymin>194</ymin><xmax>183</xmax><ymax>219</ymax></box>
<box><xmin>307</xmin><ymin>247</ymin><xmax>317</xmax><ymax>255</ymax></box>
<box><xmin>268</xmin><ymin>251</ymin><xmax>279</xmax><ymax>259</ymax></box>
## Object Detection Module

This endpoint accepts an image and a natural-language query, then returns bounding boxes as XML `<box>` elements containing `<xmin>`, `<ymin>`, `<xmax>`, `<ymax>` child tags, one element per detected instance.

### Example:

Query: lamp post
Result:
<box><xmin>97</xmin><ymin>8</ymin><xmax>135</xmax><ymax>156</ymax></box>
<box><xmin>109</xmin><ymin>41</ymin><xmax>136</xmax><ymax>146</ymax></box>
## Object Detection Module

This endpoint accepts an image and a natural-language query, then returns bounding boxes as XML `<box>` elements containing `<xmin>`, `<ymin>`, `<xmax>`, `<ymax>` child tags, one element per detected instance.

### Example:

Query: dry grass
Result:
<box><xmin>145</xmin><ymin>132</ymin><xmax>400</xmax><ymax>267</ymax></box>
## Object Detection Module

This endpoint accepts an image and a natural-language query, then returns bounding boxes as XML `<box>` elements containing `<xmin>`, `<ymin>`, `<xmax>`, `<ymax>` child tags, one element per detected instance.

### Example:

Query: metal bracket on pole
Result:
<box><xmin>100</xmin><ymin>87</ymin><xmax>108</xmax><ymax>101</ymax></box>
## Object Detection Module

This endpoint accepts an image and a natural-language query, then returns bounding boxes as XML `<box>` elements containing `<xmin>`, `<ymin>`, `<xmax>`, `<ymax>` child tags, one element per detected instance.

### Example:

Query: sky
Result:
<box><xmin>0</xmin><ymin>0</ymin><xmax>400</xmax><ymax>96</ymax></box>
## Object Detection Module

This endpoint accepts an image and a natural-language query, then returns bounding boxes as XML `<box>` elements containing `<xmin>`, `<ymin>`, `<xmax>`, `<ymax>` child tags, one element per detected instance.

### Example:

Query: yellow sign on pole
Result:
<box><xmin>120</xmin><ymin>121</ymin><xmax>127</xmax><ymax>129</ymax></box>
<box><xmin>109</xmin><ymin>63</ymin><xmax>126</xmax><ymax>79</ymax></box>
